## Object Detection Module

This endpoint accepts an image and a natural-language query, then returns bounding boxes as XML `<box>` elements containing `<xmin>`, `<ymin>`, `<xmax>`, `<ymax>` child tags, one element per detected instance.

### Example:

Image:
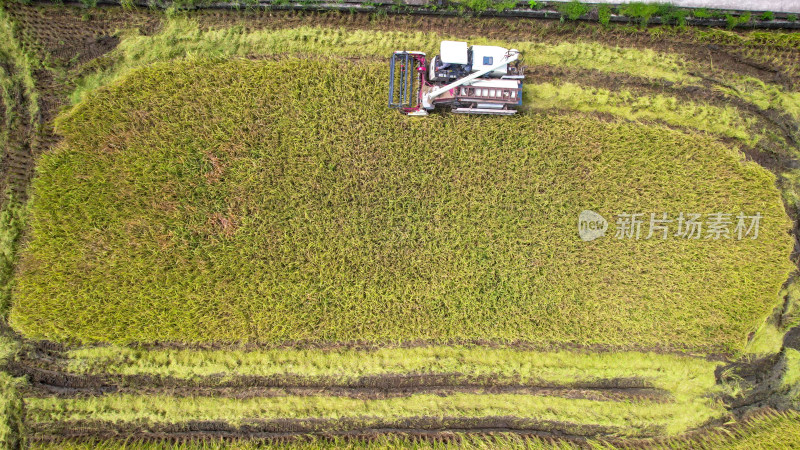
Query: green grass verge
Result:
<box><xmin>9</xmin><ymin>57</ymin><xmax>794</xmax><ymax>351</ymax></box>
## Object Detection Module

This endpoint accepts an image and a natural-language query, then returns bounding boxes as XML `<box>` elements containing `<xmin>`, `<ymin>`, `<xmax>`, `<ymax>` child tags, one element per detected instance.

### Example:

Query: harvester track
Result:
<box><xmin>7</xmin><ymin>358</ymin><xmax>669</xmax><ymax>401</ymax></box>
<box><xmin>24</xmin><ymin>416</ymin><xmax>649</xmax><ymax>443</ymax></box>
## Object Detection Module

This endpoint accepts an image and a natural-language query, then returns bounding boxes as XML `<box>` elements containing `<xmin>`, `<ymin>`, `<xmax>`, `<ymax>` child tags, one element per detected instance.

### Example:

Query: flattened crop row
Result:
<box><xmin>24</xmin><ymin>416</ymin><xmax>649</xmax><ymax>441</ymax></box>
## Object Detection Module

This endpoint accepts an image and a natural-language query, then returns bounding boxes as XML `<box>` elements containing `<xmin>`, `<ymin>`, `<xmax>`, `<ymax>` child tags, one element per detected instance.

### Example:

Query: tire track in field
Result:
<box><xmin>24</xmin><ymin>383</ymin><xmax>669</xmax><ymax>403</ymax></box>
<box><xmin>7</xmin><ymin>359</ymin><xmax>671</xmax><ymax>402</ymax></box>
<box><xmin>25</xmin><ymin>416</ymin><xmax>658</xmax><ymax>442</ymax></box>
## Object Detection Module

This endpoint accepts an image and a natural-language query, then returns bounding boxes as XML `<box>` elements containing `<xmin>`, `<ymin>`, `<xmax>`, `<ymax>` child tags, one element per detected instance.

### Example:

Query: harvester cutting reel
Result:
<box><xmin>388</xmin><ymin>40</ymin><xmax>524</xmax><ymax>116</ymax></box>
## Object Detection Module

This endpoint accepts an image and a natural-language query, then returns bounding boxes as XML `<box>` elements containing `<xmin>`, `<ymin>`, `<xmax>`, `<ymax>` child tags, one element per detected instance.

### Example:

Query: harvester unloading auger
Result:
<box><xmin>388</xmin><ymin>40</ymin><xmax>524</xmax><ymax>116</ymax></box>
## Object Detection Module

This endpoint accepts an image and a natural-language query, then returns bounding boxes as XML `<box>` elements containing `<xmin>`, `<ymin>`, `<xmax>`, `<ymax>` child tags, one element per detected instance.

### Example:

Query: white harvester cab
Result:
<box><xmin>439</xmin><ymin>40</ymin><xmax>469</xmax><ymax>64</ymax></box>
<box><xmin>389</xmin><ymin>40</ymin><xmax>524</xmax><ymax>116</ymax></box>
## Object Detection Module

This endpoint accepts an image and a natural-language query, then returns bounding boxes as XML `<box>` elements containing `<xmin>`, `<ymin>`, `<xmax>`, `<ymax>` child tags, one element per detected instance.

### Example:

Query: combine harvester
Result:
<box><xmin>389</xmin><ymin>40</ymin><xmax>524</xmax><ymax>116</ymax></box>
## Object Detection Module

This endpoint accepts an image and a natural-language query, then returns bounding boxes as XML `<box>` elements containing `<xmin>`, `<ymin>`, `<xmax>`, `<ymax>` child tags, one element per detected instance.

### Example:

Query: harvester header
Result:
<box><xmin>388</xmin><ymin>40</ymin><xmax>524</xmax><ymax>116</ymax></box>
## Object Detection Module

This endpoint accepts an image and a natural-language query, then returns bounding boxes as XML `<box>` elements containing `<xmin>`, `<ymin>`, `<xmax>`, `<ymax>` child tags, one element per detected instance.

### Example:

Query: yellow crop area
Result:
<box><xmin>8</xmin><ymin>57</ymin><xmax>793</xmax><ymax>352</ymax></box>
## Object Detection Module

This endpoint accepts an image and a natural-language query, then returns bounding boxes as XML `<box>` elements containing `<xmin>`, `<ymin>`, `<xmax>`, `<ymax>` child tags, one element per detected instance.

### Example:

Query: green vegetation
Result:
<box><xmin>726</xmin><ymin>13</ymin><xmax>751</xmax><ymax>30</ymax></box>
<box><xmin>460</xmin><ymin>0</ymin><xmax>490</xmax><ymax>13</ymax></box>
<box><xmin>557</xmin><ymin>0</ymin><xmax>589</xmax><ymax>21</ymax></box>
<box><xmin>614</xmin><ymin>3</ymin><xmax>691</xmax><ymax>28</ymax></box>
<box><xmin>783</xmin><ymin>348</ymin><xmax>800</xmax><ymax>387</ymax></box>
<box><xmin>456</xmin><ymin>0</ymin><xmax>518</xmax><ymax>14</ymax></box>
<box><xmin>8</xmin><ymin>56</ymin><xmax>794</xmax><ymax>351</ymax></box>
<box><xmin>597</xmin><ymin>4</ymin><xmax>612</xmax><ymax>26</ymax></box>
<box><xmin>659</xmin><ymin>5</ymin><xmax>690</xmax><ymax>27</ymax></box>
<box><xmin>691</xmin><ymin>8</ymin><xmax>722</xmax><ymax>19</ymax></box>
<box><xmin>759</xmin><ymin>11</ymin><xmax>774</xmax><ymax>21</ymax></box>
<box><xmin>491</xmin><ymin>0</ymin><xmax>517</xmax><ymax>13</ymax></box>
<box><xmin>780</xmin><ymin>169</ymin><xmax>800</xmax><ymax>220</ymax></box>
<box><xmin>618</xmin><ymin>2</ymin><xmax>660</xmax><ymax>27</ymax></box>
<box><xmin>75</xmin><ymin>19</ymin><xmax>800</xmax><ymax>130</ymax></box>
